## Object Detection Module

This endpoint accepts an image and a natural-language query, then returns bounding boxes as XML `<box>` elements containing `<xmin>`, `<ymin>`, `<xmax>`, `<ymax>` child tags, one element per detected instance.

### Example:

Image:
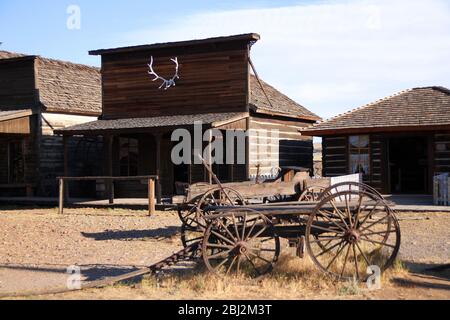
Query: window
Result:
<box><xmin>8</xmin><ymin>141</ymin><xmax>25</xmax><ymax>183</ymax></box>
<box><xmin>349</xmin><ymin>135</ymin><xmax>370</xmax><ymax>175</ymax></box>
<box><xmin>119</xmin><ymin>138</ymin><xmax>138</xmax><ymax>176</ymax></box>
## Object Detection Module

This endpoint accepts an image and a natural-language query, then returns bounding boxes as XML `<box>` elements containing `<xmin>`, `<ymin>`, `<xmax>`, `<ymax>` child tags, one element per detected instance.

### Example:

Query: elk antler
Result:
<box><xmin>148</xmin><ymin>56</ymin><xmax>179</xmax><ymax>90</ymax></box>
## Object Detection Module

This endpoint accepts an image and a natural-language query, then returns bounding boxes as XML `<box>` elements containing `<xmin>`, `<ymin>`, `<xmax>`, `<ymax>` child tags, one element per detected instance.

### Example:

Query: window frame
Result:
<box><xmin>348</xmin><ymin>135</ymin><xmax>371</xmax><ymax>176</ymax></box>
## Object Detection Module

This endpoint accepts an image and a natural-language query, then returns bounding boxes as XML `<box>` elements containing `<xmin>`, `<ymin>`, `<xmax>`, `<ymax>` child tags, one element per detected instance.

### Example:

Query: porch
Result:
<box><xmin>55</xmin><ymin>112</ymin><xmax>250</xmax><ymax>200</ymax></box>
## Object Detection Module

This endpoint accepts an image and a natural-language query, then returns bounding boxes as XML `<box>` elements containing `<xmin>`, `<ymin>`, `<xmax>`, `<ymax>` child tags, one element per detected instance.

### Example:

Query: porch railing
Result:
<box><xmin>433</xmin><ymin>173</ymin><xmax>450</xmax><ymax>206</ymax></box>
<box><xmin>57</xmin><ymin>176</ymin><xmax>160</xmax><ymax>215</ymax></box>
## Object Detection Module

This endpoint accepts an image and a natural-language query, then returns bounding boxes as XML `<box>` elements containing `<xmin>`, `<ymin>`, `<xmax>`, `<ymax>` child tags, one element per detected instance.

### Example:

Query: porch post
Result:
<box><xmin>63</xmin><ymin>135</ymin><xmax>69</xmax><ymax>201</ymax></box>
<box><xmin>155</xmin><ymin>133</ymin><xmax>162</xmax><ymax>204</ymax></box>
<box><xmin>105</xmin><ymin>135</ymin><xmax>114</xmax><ymax>204</ymax></box>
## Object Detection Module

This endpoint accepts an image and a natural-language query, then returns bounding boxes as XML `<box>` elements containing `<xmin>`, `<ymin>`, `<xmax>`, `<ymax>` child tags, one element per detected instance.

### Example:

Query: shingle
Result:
<box><xmin>302</xmin><ymin>87</ymin><xmax>450</xmax><ymax>134</ymax></box>
<box><xmin>56</xmin><ymin>112</ymin><xmax>248</xmax><ymax>134</ymax></box>
<box><xmin>250</xmin><ymin>75</ymin><xmax>320</xmax><ymax>121</ymax></box>
<box><xmin>36</xmin><ymin>57</ymin><xmax>101</xmax><ymax>115</ymax></box>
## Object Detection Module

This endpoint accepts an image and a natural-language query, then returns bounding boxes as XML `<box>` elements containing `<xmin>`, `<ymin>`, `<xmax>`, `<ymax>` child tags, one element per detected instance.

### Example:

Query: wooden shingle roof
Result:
<box><xmin>250</xmin><ymin>75</ymin><xmax>320</xmax><ymax>121</ymax></box>
<box><xmin>302</xmin><ymin>87</ymin><xmax>450</xmax><ymax>135</ymax></box>
<box><xmin>36</xmin><ymin>57</ymin><xmax>101</xmax><ymax>115</ymax></box>
<box><xmin>0</xmin><ymin>51</ymin><xmax>101</xmax><ymax>116</ymax></box>
<box><xmin>55</xmin><ymin>112</ymin><xmax>248</xmax><ymax>135</ymax></box>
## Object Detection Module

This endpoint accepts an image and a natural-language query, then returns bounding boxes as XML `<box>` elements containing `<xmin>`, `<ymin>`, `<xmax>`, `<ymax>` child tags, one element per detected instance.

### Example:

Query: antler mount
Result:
<box><xmin>148</xmin><ymin>56</ymin><xmax>179</xmax><ymax>90</ymax></box>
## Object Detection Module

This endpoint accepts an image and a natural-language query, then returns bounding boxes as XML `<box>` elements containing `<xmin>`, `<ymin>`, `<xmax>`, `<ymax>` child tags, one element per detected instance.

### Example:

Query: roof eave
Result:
<box><xmin>89</xmin><ymin>33</ymin><xmax>261</xmax><ymax>56</ymax></box>
<box><xmin>251</xmin><ymin>107</ymin><xmax>321</xmax><ymax>122</ymax></box>
<box><xmin>301</xmin><ymin>124</ymin><xmax>450</xmax><ymax>136</ymax></box>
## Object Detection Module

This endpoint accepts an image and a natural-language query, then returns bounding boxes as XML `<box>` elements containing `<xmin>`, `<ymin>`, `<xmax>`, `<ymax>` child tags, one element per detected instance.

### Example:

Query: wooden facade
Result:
<box><xmin>0</xmin><ymin>51</ymin><xmax>102</xmax><ymax>197</ymax></box>
<box><xmin>59</xmin><ymin>34</ymin><xmax>320</xmax><ymax>198</ymax></box>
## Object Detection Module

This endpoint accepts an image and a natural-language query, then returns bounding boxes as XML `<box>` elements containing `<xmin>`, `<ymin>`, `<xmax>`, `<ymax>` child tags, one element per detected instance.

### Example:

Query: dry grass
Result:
<box><xmin>127</xmin><ymin>247</ymin><xmax>410</xmax><ymax>300</ymax></box>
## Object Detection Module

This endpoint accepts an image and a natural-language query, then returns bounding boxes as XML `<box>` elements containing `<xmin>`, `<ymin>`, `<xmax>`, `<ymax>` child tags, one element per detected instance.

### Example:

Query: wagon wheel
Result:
<box><xmin>180</xmin><ymin>187</ymin><xmax>246</xmax><ymax>250</ymax></box>
<box><xmin>177</xmin><ymin>195</ymin><xmax>203</xmax><ymax>227</ymax></box>
<box><xmin>318</xmin><ymin>182</ymin><xmax>384</xmax><ymax>202</ymax></box>
<box><xmin>298</xmin><ymin>186</ymin><xmax>327</xmax><ymax>202</ymax></box>
<box><xmin>202</xmin><ymin>208</ymin><xmax>280</xmax><ymax>278</ymax></box>
<box><xmin>305</xmin><ymin>190</ymin><xmax>401</xmax><ymax>281</ymax></box>
<box><xmin>194</xmin><ymin>187</ymin><xmax>246</xmax><ymax>227</ymax></box>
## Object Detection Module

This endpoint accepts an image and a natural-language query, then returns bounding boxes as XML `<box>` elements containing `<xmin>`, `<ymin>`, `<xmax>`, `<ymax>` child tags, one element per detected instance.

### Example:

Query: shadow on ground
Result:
<box><xmin>81</xmin><ymin>226</ymin><xmax>180</xmax><ymax>241</ymax></box>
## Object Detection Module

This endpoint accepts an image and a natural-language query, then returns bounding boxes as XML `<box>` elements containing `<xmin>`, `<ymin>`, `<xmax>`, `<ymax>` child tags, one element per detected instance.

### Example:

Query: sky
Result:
<box><xmin>1</xmin><ymin>0</ymin><xmax>449</xmax><ymax>119</ymax></box>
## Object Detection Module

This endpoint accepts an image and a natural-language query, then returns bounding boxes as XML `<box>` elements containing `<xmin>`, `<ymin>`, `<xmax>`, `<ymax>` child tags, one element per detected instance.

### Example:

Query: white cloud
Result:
<box><xmin>121</xmin><ymin>0</ymin><xmax>450</xmax><ymax>119</ymax></box>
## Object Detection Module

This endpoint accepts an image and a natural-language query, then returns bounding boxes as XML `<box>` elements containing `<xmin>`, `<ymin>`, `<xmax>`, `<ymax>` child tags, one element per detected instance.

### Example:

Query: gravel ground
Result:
<box><xmin>0</xmin><ymin>207</ymin><xmax>448</xmax><ymax>297</ymax></box>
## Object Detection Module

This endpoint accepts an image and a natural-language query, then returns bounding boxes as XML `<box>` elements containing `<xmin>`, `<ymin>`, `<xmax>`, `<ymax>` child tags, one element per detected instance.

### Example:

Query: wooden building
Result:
<box><xmin>0</xmin><ymin>51</ymin><xmax>102</xmax><ymax>196</ymax></box>
<box><xmin>57</xmin><ymin>34</ymin><xmax>320</xmax><ymax>197</ymax></box>
<box><xmin>302</xmin><ymin>87</ymin><xmax>450</xmax><ymax>194</ymax></box>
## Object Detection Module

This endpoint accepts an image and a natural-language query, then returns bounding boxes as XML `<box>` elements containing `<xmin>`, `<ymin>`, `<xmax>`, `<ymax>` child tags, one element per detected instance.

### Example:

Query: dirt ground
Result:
<box><xmin>0</xmin><ymin>206</ymin><xmax>448</xmax><ymax>300</ymax></box>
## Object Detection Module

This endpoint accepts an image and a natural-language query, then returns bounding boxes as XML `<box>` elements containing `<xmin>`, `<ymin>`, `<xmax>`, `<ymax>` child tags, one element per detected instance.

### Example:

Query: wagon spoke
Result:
<box><xmin>325</xmin><ymin>242</ymin><xmax>347</xmax><ymax>271</ymax></box>
<box><xmin>247</xmin><ymin>225</ymin><xmax>268</xmax><ymax>242</ymax></box>
<box><xmin>206</xmin><ymin>243</ymin><xmax>234</xmax><ymax>250</ymax></box>
<box><xmin>210</xmin><ymin>230</ymin><xmax>236</xmax><ymax>246</ymax></box>
<box><xmin>226</xmin><ymin>255</ymin><xmax>239</xmax><ymax>275</ymax></box>
<box><xmin>355</xmin><ymin>242</ymin><xmax>371</xmax><ymax>267</ymax></box>
<box><xmin>310</xmin><ymin>223</ymin><xmax>344</xmax><ymax>235</ymax></box>
<box><xmin>309</xmin><ymin>236</ymin><xmax>343</xmax><ymax>244</ymax></box>
<box><xmin>359</xmin><ymin>237</ymin><xmax>396</xmax><ymax>248</ymax></box>
<box><xmin>231</xmin><ymin>213</ymin><xmax>241</xmax><ymax>241</ymax></box>
<box><xmin>360</xmin><ymin>214</ymin><xmax>390</xmax><ymax>233</ymax></box>
<box><xmin>340</xmin><ymin>244</ymin><xmax>352</xmax><ymax>278</ymax></box>
<box><xmin>248</xmin><ymin>250</ymin><xmax>272</xmax><ymax>264</ymax></box>
<box><xmin>217</xmin><ymin>219</ymin><xmax>238</xmax><ymax>242</ymax></box>
<box><xmin>208</xmin><ymin>249</ymin><xmax>233</xmax><ymax>260</ymax></box>
<box><xmin>317</xmin><ymin>210</ymin><xmax>347</xmax><ymax>232</ymax></box>
<box><xmin>241</xmin><ymin>213</ymin><xmax>247</xmax><ymax>240</ymax></box>
<box><xmin>244</xmin><ymin>217</ymin><xmax>259</xmax><ymax>241</ymax></box>
<box><xmin>344</xmin><ymin>193</ymin><xmax>353</xmax><ymax>228</ymax></box>
<box><xmin>329</xmin><ymin>201</ymin><xmax>350</xmax><ymax>229</ymax></box>
<box><xmin>359</xmin><ymin>200</ymin><xmax>382</xmax><ymax>226</ymax></box>
<box><xmin>353</xmin><ymin>244</ymin><xmax>360</xmax><ymax>280</ymax></box>
<box><xmin>214</xmin><ymin>255</ymin><xmax>232</xmax><ymax>271</ymax></box>
<box><xmin>242</xmin><ymin>252</ymin><xmax>261</xmax><ymax>276</ymax></box>
<box><xmin>315</xmin><ymin>239</ymin><xmax>345</xmax><ymax>258</ymax></box>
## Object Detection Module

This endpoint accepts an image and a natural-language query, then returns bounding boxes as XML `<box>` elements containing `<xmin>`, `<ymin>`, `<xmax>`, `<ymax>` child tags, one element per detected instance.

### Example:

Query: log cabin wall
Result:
<box><xmin>434</xmin><ymin>131</ymin><xmax>450</xmax><ymax>174</ymax></box>
<box><xmin>0</xmin><ymin>58</ymin><xmax>37</xmax><ymax>111</ymax></box>
<box><xmin>100</xmin><ymin>41</ymin><xmax>250</xmax><ymax>119</ymax></box>
<box><xmin>322</xmin><ymin>134</ymin><xmax>386</xmax><ymax>193</ymax></box>
<box><xmin>249</xmin><ymin>115</ymin><xmax>314</xmax><ymax>178</ymax></box>
<box><xmin>38</xmin><ymin>113</ymin><xmax>102</xmax><ymax>196</ymax></box>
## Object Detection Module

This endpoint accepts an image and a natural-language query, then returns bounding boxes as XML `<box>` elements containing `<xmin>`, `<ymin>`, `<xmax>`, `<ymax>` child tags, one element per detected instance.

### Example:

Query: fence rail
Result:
<box><xmin>57</xmin><ymin>176</ymin><xmax>160</xmax><ymax>215</ymax></box>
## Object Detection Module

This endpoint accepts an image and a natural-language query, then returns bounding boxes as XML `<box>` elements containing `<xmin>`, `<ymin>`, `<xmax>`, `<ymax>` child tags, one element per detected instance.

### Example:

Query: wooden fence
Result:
<box><xmin>58</xmin><ymin>176</ymin><xmax>159</xmax><ymax>215</ymax></box>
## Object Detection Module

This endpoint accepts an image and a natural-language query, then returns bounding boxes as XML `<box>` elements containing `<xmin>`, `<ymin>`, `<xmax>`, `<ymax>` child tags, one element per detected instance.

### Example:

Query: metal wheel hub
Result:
<box><xmin>345</xmin><ymin>229</ymin><xmax>361</xmax><ymax>244</ymax></box>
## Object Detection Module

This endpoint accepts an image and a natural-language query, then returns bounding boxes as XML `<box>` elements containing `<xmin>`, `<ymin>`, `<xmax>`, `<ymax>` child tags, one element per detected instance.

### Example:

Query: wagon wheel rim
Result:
<box><xmin>186</xmin><ymin>187</ymin><xmax>246</xmax><ymax>231</ymax></box>
<box><xmin>202</xmin><ymin>208</ymin><xmax>280</xmax><ymax>278</ymax></box>
<box><xmin>306</xmin><ymin>190</ymin><xmax>401</xmax><ymax>281</ymax></box>
<box><xmin>299</xmin><ymin>186</ymin><xmax>327</xmax><ymax>202</ymax></box>
<box><xmin>318</xmin><ymin>182</ymin><xmax>384</xmax><ymax>202</ymax></box>
<box><xmin>180</xmin><ymin>224</ymin><xmax>204</xmax><ymax>257</ymax></box>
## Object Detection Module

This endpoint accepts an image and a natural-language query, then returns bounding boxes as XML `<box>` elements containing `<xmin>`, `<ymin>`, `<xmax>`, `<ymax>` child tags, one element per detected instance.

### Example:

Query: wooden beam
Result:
<box><xmin>58</xmin><ymin>178</ymin><xmax>64</xmax><ymax>215</ymax></box>
<box><xmin>155</xmin><ymin>134</ymin><xmax>162</xmax><ymax>203</ymax></box>
<box><xmin>148</xmin><ymin>178</ymin><xmax>156</xmax><ymax>216</ymax></box>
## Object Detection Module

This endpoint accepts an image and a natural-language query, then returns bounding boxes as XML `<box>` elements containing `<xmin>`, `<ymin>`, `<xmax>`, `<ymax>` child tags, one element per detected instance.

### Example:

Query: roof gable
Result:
<box><xmin>302</xmin><ymin>87</ymin><xmax>450</xmax><ymax>135</ymax></box>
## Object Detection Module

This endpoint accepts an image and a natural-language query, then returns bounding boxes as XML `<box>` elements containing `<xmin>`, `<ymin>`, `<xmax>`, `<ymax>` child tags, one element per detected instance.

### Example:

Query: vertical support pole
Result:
<box><xmin>109</xmin><ymin>179</ymin><xmax>114</xmax><ymax>205</ymax></box>
<box><xmin>149</xmin><ymin>178</ymin><xmax>156</xmax><ymax>216</ymax></box>
<box><xmin>58</xmin><ymin>178</ymin><xmax>64</xmax><ymax>215</ymax></box>
<box><xmin>208</xmin><ymin>130</ymin><xmax>213</xmax><ymax>185</ymax></box>
<box><xmin>63</xmin><ymin>135</ymin><xmax>69</xmax><ymax>201</ymax></box>
<box><xmin>155</xmin><ymin>134</ymin><xmax>162</xmax><ymax>204</ymax></box>
<box><xmin>105</xmin><ymin>135</ymin><xmax>114</xmax><ymax>204</ymax></box>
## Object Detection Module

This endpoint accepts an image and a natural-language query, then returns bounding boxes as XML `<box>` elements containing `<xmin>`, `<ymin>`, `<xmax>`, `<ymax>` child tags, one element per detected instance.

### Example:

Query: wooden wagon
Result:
<box><xmin>179</xmin><ymin>165</ymin><xmax>401</xmax><ymax>281</ymax></box>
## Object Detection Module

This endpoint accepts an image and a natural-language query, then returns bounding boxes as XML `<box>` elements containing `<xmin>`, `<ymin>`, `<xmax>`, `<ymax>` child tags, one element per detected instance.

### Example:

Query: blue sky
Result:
<box><xmin>1</xmin><ymin>0</ymin><xmax>449</xmax><ymax>119</ymax></box>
